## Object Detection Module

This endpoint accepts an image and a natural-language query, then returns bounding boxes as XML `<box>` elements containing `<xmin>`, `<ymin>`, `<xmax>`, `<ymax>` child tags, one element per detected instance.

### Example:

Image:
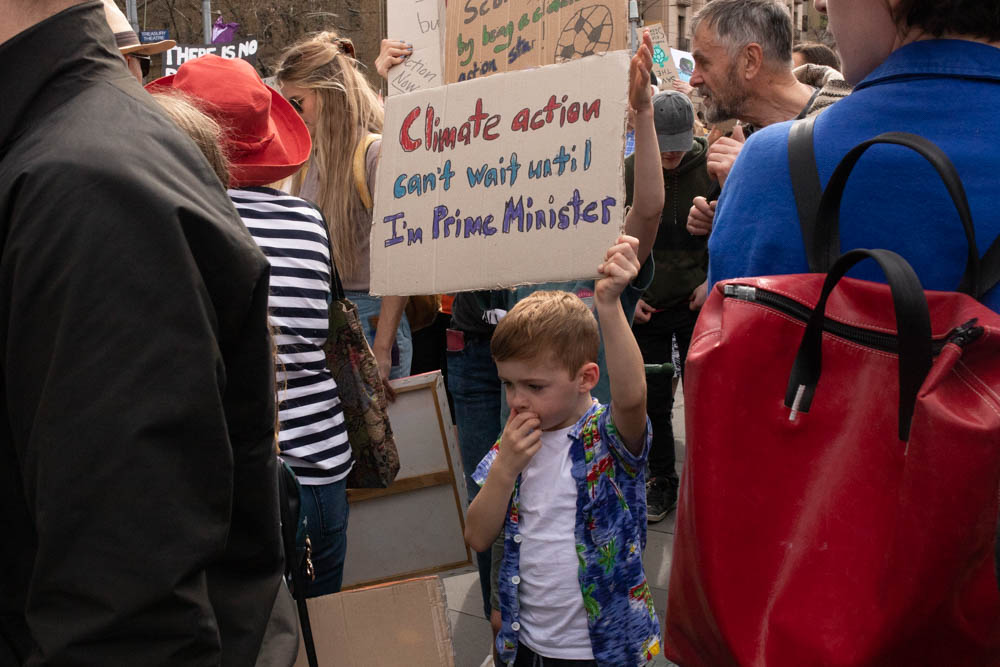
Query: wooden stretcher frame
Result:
<box><xmin>342</xmin><ymin>370</ymin><xmax>472</xmax><ymax>589</ymax></box>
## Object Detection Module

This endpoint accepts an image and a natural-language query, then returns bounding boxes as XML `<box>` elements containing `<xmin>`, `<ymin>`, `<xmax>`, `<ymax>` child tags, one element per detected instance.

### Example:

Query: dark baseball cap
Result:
<box><xmin>652</xmin><ymin>91</ymin><xmax>694</xmax><ymax>153</ymax></box>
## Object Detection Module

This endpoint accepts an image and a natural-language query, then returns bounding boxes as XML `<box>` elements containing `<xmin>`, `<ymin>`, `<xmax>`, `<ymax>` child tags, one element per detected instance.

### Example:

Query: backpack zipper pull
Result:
<box><xmin>946</xmin><ymin>318</ymin><xmax>983</xmax><ymax>348</ymax></box>
<box><xmin>723</xmin><ymin>284</ymin><xmax>757</xmax><ymax>301</ymax></box>
<box><xmin>922</xmin><ymin>319</ymin><xmax>985</xmax><ymax>397</ymax></box>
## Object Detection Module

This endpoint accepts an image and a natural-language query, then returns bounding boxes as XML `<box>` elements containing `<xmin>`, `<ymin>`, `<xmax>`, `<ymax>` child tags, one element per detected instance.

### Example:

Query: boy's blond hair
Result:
<box><xmin>491</xmin><ymin>291</ymin><xmax>599</xmax><ymax>376</ymax></box>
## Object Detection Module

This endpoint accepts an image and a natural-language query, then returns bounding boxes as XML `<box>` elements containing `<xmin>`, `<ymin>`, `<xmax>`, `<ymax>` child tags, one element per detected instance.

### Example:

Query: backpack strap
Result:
<box><xmin>789</xmin><ymin>121</ymin><xmax>998</xmax><ymax>301</ymax></box>
<box><xmin>352</xmin><ymin>133</ymin><xmax>380</xmax><ymax>211</ymax></box>
<box><xmin>277</xmin><ymin>463</ymin><xmax>318</xmax><ymax>667</ymax></box>
<box><xmin>981</xmin><ymin>234</ymin><xmax>1000</xmax><ymax>296</ymax></box>
<box><xmin>787</xmin><ymin>114</ymin><xmax>834</xmax><ymax>272</ymax></box>
<box><xmin>816</xmin><ymin>132</ymin><xmax>984</xmax><ymax>298</ymax></box>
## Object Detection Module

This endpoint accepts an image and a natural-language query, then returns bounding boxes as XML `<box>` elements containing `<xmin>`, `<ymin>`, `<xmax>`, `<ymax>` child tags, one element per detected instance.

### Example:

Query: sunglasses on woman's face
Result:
<box><xmin>128</xmin><ymin>53</ymin><xmax>151</xmax><ymax>78</ymax></box>
<box><xmin>287</xmin><ymin>96</ymin><xmax>305</xmax><ymax>114</ymax></box>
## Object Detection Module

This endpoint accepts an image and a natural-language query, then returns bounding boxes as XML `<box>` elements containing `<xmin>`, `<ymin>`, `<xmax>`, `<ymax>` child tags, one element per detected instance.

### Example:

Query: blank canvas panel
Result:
<box><xmin>342</xmin><ymin>371</ymin><xmax>470</xmax><ymax>588</ymax></box>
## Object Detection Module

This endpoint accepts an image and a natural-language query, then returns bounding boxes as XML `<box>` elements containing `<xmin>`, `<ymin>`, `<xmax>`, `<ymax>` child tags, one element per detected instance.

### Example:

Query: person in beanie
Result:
<box><xmin>626</xmin><ymin>90</ymin><xmax>713</xmax><ymax>521</ymax></box>
<box><xmin>148</xmin><ymin>55</ymin><xmax>355</xmax><ymax>597</ymax></box>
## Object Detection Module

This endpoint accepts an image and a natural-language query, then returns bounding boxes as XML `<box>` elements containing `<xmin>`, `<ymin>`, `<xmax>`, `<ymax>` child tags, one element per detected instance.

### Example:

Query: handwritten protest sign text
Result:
<box><xmin>370</xmin><ymin>51</ymin><xmax>629</xmax><ymax>295</ymax></box>
<box><xmin>445</xmin><ymin>0</ymin><xmax>624</xmax><ymax>83</ymax></box>
<box><xmin>387</xmin><ymin>0</ymin><xmax>446</xmax><ymax>95</ymax></box>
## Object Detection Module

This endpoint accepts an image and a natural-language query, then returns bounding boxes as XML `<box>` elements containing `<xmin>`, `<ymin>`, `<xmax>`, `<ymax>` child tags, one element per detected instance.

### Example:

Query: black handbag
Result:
<box><xmin>277</xmin><ymin>462</ymin><xmax>318</xmax><ymax>667</ymax></box>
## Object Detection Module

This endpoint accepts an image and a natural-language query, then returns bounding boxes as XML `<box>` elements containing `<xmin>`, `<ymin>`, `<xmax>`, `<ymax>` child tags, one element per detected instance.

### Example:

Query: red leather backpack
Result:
<box><xmin>665</xmin><ymin>130</ymin><xmax>1000</xmax><ymax>665</ymax></box>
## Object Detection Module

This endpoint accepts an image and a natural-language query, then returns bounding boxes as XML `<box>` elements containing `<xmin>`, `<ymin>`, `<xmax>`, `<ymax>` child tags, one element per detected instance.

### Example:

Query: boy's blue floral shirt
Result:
<box><xmin>473</xmin><ymin>401</ymin><xmax>660</xmax><ymax>666</ymax></box>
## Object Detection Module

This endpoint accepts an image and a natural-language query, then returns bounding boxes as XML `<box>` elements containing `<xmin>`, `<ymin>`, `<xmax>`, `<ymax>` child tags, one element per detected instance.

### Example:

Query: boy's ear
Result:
<box><xmin>577</xmin><ymin>362</ymin><xmax>600</xmax><ymax>392</ymax></box>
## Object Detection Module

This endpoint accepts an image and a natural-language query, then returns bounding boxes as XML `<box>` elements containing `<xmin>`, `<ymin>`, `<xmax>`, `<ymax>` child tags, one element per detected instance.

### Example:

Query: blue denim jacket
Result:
<box><xmin>473</xmin><ymin>402</ymin><xmax>660</xmax><ymax>666</ymax></box>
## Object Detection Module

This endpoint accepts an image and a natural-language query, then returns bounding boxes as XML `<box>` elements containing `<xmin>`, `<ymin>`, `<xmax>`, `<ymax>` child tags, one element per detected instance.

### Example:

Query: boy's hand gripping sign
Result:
<box><xmin>370</xmin><ymin>51</ymin><xmax>629</xmax><ymax>295</ymax></box>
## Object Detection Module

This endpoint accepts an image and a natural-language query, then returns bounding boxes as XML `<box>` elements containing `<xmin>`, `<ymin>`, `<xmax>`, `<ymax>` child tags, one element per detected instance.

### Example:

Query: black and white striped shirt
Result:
<box><xmin>230</xmin><ymin>187</ymin><xmax>352</xmax><ymax>485</ymax></box>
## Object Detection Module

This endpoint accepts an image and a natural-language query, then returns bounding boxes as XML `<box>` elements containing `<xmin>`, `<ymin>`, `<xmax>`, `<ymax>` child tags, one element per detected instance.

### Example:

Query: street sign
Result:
<box><xmin>140</xmin><ymin>29</ymin><xmax>170</xmax><ymax>43</ymax></box>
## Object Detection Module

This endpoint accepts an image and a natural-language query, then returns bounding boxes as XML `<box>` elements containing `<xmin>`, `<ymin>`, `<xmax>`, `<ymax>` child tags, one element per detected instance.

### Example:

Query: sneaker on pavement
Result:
<box><xmin>647</xmin><ymin>477</ymin><xmax>677</xmax><ymax>523</ymax></box>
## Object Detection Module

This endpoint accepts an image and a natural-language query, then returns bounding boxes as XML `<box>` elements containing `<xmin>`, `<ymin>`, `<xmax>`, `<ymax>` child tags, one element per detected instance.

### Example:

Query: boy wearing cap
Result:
<box><xmin>625</xmin><ymin>90</ymin><xmax>713</xmax><ymax>522</ymax></box>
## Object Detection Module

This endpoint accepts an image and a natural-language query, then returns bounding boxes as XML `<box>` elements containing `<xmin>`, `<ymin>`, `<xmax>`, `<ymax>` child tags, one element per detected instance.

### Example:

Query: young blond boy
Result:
<box><xmin>465</xmin><ymin>236</ymin><xmax>660</xmax><ymax>667</ymax></box>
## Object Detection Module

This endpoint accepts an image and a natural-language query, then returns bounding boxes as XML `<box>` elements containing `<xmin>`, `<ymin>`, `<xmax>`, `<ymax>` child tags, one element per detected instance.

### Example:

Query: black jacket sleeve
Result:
<box><xmin>0</xmin><ymin>94</ymin><xmax>281</xmax><ymax>666</ymax></box>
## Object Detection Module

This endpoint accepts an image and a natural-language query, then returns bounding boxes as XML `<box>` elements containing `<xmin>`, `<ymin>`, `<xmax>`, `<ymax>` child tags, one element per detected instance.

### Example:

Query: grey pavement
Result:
<box><xmin>440</xmin><ymin>387</ymin><xmax>685</xmax><ymax>667</ymax></box>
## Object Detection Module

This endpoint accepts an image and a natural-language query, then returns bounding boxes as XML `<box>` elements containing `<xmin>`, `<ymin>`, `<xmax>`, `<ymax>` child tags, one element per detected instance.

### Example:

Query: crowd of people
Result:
<box><xmin>2</xmin><ymin>0</ymin><xmax>998</xmax><ymax>665</ymax></box>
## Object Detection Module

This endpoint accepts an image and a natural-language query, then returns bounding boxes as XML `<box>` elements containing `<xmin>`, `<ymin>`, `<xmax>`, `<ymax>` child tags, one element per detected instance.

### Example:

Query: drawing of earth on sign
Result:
<box><xmin>555</xmin><ymin>5</ymin><xmax>614</xmax><ymax>61</ymax></box>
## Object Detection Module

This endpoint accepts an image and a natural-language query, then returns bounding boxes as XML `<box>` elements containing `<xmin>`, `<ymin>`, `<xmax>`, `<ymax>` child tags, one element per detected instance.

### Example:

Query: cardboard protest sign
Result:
<box><xmin>293</xmin><ymin>577</ymin><xmax>454</xmax><ymax>667</ymax></box>
<box><xmin>386</xmin><ymin>0</ymin><xmax>447</xmax><ymax>95</ymax></box>
<box><xmin>644</xmin><ymin>23</ymin><xmax>681</xmax><ymax>88</ymax></box>
<box><xmin>162</xmin><ymin>39</ymin><xmax>259</xmax><ymax>76</ymax></box>
<box><xmin>444</xmin><ymin>0</ymin><xmax>625</xmax><ymax>84</ymax></box>
<box><xmin>370</xmin><ymin>51</ymin><xmax>630</xmax><ymax>296</ymax></box>
<box><xmin>671</xmin><ymin>47</ymin><xmax>695</xmax><ymax>83</ymax></box>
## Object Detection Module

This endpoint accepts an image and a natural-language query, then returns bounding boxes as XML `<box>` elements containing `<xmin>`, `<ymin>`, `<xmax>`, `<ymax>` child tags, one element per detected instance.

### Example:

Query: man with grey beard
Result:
<box><xmin>685</xmin><ymin>0</ymin><xmax>824</xmax><ymax>235</ymax></box>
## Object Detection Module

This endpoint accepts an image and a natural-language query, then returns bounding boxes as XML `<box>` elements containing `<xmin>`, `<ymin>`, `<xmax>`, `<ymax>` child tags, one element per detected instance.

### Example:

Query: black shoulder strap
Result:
<box><xmin>981</xmin><ymin>234</ymin><xmax>1000</xmax><ymax>296</ymax></box>
<box><xmin>817</xmin><ymin>132</ymin><xmax>985</xmax><ymax>298</ymax></box>
<box><xmin>331</xmin><ymin>262</ymin><xmax>346</xmax><ymax>302</ymax></box>
<box><xmin>278</xmin><ymin>464</ymin><xmax>319</xmax><ymax>667</ymax></box>
<box><xmin>314</xmin><ymin>205</ymin><xmax>346</xmax><ymax>302</ymax></box>
<box><xmin>787</xmin><ymin>114</ymin><xmax>836</xmax><ymax>272</ymax></box>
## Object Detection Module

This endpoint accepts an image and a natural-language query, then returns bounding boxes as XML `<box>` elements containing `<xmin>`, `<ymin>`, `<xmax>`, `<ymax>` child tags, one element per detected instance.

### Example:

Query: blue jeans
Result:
<box><xmin>446</xmin><ymin>336</ymin><xmax>501</xmax><ymax>618</ymax></box>
<box><xmin>297</xmin><ymin>478</ymin><xmax>349</xmax><ymax>598</ymax></box>
<box><xmin>345</xmin><ymin>290</ymin><xmax>413</xmax><ymax>379</ymax></box>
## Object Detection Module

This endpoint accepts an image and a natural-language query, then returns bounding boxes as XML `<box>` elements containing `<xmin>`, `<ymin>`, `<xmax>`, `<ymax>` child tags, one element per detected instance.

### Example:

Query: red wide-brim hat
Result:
<box><xmin>146</xmin><ymin>55</ymin><xmax>311</xmax><ymax>188</ymax></box>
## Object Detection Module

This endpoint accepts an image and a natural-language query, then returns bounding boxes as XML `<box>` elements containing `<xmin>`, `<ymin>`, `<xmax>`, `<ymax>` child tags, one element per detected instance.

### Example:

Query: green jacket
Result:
<box><xmin>625</xmin><ymin>136</ymin><xmax>713</xmax><ymax>308</ymax></box>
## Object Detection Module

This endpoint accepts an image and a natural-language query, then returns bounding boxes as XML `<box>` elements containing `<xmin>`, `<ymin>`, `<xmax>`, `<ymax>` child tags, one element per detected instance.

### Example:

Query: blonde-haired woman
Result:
<box><xmin>275</xmin><ymin>32</ymin><xmax>410</xmax><ymax>396</ymax></box>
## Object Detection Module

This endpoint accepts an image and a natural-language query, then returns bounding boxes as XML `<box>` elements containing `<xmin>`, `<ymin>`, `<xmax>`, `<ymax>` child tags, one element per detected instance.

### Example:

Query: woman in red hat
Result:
<box><xmin>274</xmin><ymin>33</ymin><xmax>411</xmax><ymax>398</ymax></box>
<box><xmin>148</xmin><ymin>55</ymin><xmax>355</xmax><ymax>598</ymax></box>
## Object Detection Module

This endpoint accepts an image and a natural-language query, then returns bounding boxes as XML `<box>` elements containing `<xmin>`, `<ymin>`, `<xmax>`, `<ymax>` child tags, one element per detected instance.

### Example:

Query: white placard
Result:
<box><xmin>370</xmin><ymin>51</ymin><xmax>630</xmax><ymax>295</ymax></box>
<box><xmin>671</xmin><ymin>47</ymin><xmax>695</xmax><ymax>83</ymax></box>
<box><xmin>386</xmin><ymin>0</ymin><xmax>446</xmax><ymax>95</ymax></box>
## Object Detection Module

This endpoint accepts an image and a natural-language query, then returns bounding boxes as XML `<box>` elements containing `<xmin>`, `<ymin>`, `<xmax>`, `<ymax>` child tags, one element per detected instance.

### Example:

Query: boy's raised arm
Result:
<box><xmin>594</xmin><ymin>236</ymin><xmax>648</xmax><ymax>455</ymax></box>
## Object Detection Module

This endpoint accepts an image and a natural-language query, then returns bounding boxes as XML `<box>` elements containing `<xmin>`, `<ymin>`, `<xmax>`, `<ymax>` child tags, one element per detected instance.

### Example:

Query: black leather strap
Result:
<box><xmin>785</xmin><ymin>248</ymin><xmax>933</xmax><ymax>442</ymax></box>
<box><xmin>981</xmin><ymin>233</ymin><xmax>1000</xmax><ymax>296</ymax></box>
<box><xmin>787</xmin><ymin>115</ymin><xmax>830</xmax><ymax>272</ymax></box>
<box><xmin>331</xmin><ymin>264</ymin><xmax>346</xmax><ymax>302</ymax></box>
<box><xmin>815</xmin><ymin>132</ymin><xmax>984</xmax><ymax>298</ymax></box>
<box><xmin>278</xmin><ymin>465</ymin><xmax>319</xmax><ymax>667</ymax></box>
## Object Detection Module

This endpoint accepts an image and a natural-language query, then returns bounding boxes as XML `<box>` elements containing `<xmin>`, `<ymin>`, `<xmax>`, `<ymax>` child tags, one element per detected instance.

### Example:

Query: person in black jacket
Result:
<box><xmin>0</xmin><ymin>2</ymin><xmax>284</xmax><ymax>665</ymax></box>
<box><xmin>625</xmin><ymin>91</ymin><xmax>713</xmax><ymax>521</ymax></box>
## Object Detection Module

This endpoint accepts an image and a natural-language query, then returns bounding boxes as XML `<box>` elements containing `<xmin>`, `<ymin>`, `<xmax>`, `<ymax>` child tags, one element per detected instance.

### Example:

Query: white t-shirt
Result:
<box><xmin>516</xmin><ymin>426</ymin><xmax>594</xmax><ymax>660</ymax></box>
